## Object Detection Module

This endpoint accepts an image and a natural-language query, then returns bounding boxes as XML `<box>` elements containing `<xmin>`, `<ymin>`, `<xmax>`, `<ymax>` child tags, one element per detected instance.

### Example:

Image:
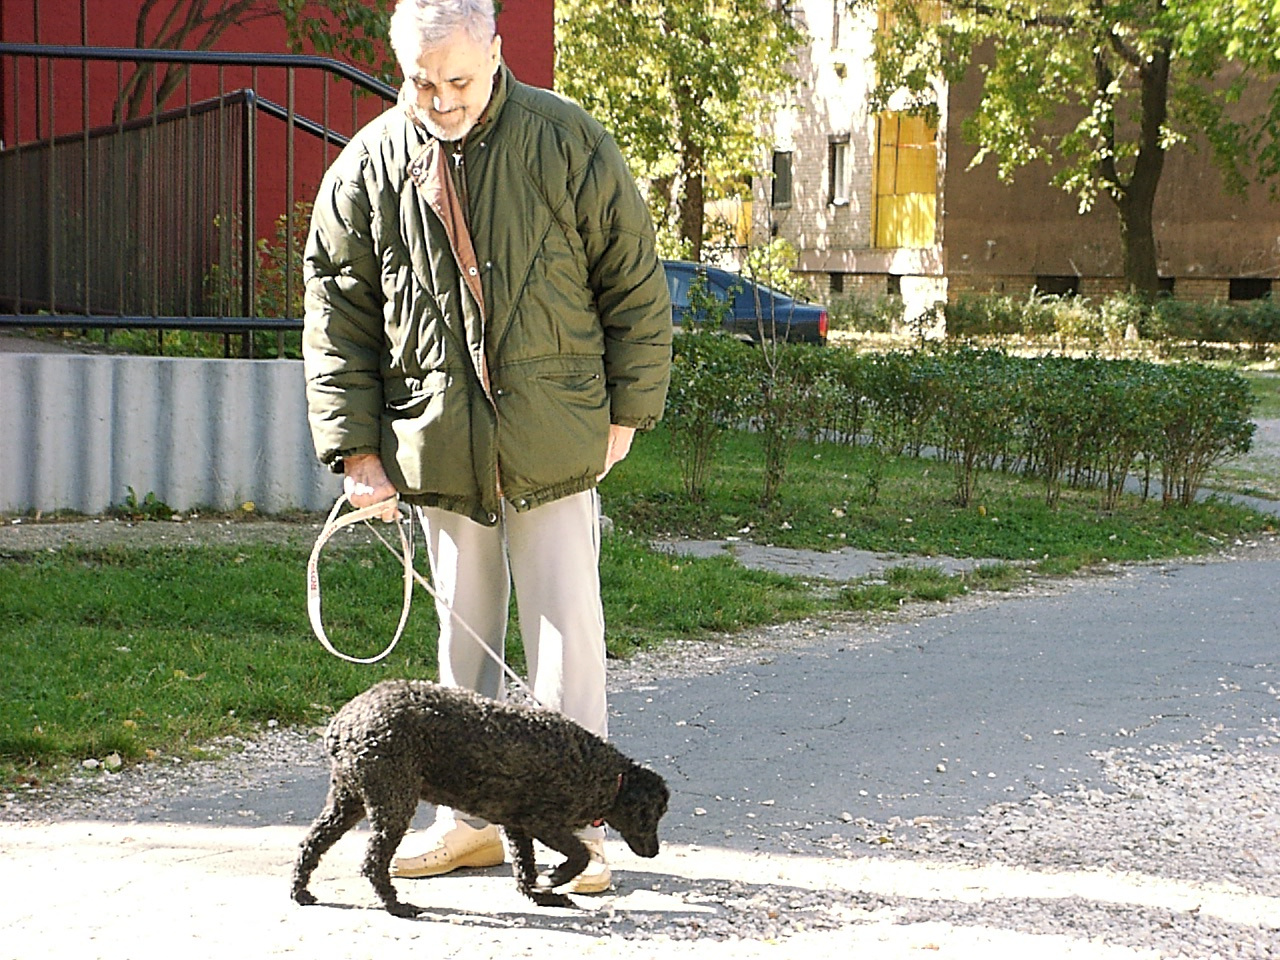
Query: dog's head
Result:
<box><xmin>606</xmin><ymin>764</ymin><xmax>669</xmax><ymax>858</ymax></box>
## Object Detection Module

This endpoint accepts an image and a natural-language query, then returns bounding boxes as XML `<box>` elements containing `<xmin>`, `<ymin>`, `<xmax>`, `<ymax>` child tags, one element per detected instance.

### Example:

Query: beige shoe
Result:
<box><xmin>568</xmin><ymin>838</ymin><xmax>612</xmax><ymax>894</ymax></box>
<box><xmin>391</xmin><ymin>822</ymin><xmax>505</xmax><ymax>878</ymax></box>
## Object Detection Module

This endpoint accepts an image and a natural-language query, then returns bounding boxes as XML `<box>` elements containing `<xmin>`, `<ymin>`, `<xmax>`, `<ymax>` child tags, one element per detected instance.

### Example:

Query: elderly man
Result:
<box><xmin>302</xmin><ymin>0</ymin><xmax>671</xmax><ymax>893</ymax></box>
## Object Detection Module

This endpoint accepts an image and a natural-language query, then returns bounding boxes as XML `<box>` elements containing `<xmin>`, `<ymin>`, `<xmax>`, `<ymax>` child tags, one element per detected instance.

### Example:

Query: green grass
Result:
<box><xmin>3</xmin><ymin>421</ymin><xmax>1277</xmax><ymax>787</ymax></box>
<box><xmin>0</xmin><ymin>533</ymin><xmax>829</xmax><ymax>785</ymax></box>
<box><xmin>838</xmin><ymin>562</ymin><xmax>1024</xmax><ymax>612</ymax></box>
<box><xmin>1</xmin><ymin>542</ymin><xmax>435</xmax><ymax>782</ymax></box>
<box><xmin>600</xmin><ymin>537</ymin><xmax>820</xmax><ymax>654</ymax></box>
<box><xmin>606</xmin><ymin>426</ymin><xmax>1275</xmax><ymax>565</ymax></box>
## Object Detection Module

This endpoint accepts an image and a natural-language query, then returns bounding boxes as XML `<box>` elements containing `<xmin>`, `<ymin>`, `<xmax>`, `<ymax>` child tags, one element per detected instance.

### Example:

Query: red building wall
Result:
<box><xmin>1</xmin><ymin>1</ymin><xmax>554</xmax><ymax>237</ymax></box>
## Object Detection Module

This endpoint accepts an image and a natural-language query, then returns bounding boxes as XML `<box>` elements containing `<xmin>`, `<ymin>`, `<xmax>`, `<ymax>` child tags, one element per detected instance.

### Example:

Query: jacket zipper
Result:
<box><xmin>451</xmin><ymin>141</ymin><xmax>504</xmax><ymax>505</ymax></box>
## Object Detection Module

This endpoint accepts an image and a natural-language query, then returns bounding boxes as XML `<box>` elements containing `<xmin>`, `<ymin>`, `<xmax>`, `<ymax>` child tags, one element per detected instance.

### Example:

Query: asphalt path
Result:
<box><xmin>633</xmin><ymin>547</ymin><xmax>1280</xmax><ymax>851</ymax></box>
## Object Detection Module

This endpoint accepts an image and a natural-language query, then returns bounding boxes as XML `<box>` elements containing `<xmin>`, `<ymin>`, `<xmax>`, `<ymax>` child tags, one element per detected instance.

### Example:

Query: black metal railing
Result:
<box><xmin>0</xmin><ymin>43</ymin><xmax>398</xmax><ymax>356</ymax></box>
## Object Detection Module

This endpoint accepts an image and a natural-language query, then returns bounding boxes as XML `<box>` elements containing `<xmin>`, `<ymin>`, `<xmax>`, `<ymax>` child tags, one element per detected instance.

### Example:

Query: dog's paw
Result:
<box><xmin>522</xmin><ymin>880</ymin><xmax>576</xmax><ymax>909</ymax></box>
<box><xmin>291</xmin><ymin>888</ymin><xmax>318</xmax><ymax>906</ymax></box>
<box><xmin>385</xmin><ymin>900</ymin><xmax>423</xmax><ymax>918</ymax></box>
<box><xmin>528</xmin><ymin>889</ymin><xmax>576</xmax><ymax>909</ymax></box>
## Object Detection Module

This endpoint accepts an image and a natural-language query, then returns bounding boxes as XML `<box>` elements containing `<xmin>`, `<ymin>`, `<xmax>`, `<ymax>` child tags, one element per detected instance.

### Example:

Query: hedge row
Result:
<box><xmin>943</xmin><ymin>291</ymin><xmax>1280</xmax><ymax>353</ymax></box>
<box><xmin>665</xmin><ymin>331</ymin><xmax>1255</xmax><ymax>508</ymax></box>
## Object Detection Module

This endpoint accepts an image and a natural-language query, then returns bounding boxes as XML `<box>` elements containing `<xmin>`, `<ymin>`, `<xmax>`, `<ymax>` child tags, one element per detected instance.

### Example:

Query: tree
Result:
<box><xmin>555</xmin><ymin>0</ymin><xmax>802</xmax><ymax>260</ymax></box>
<box><xmin>859</xmin><ymin>0</ymin><xmax>1280</xmax><ymax>296</ymax></box>
<box><xmin>116</xmin><ymin>0</ymin><xmax>394</xmax><ymax>121</ymax></box>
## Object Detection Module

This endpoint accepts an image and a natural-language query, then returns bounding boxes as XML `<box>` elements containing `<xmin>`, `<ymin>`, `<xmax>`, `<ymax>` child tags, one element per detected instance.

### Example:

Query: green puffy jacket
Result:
<box><xmin>303</xmin><ymin>65</ymin><xmax>672</xmax><ymax>525</ymax></box>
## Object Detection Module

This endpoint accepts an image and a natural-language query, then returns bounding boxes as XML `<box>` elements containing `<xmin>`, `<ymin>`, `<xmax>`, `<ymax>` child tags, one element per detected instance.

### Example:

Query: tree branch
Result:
<box><xmin>1094</xmin><ymin>50</ymin><xmax>1122</xmax><ymax>196</ymax></box>
<box><xmin>1105</xmin><ymin>27</ymin><xmax>1144</xmax><ymax>70</ymax></box>
<box><xmin>948</xmin><ymin>0</ymin><xmax>1078</xmax><ymax>31</ymax></box>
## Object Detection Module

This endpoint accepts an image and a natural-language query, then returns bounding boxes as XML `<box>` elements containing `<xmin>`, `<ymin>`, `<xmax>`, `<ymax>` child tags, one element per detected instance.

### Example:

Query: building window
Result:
<box><xmin>771</xmin><ymin>150</ymin><xmax>793</xmax><ymax>207</ymax></box>
<box><xmin>1035</xmin><ymin>275</ymin><xmax>1081</xmax><ymax>297</ymax></box>
<box><xmin>828</xmin><ymin>137</ymin><xmax>849</xmax><ymax>206</ymax></box>
<box><xmin>873</xmin><ymin>113</ymin><xmax>937</xmax><ymax>249</ymax></box>
<box><xmin>829</xmin><ymin>272</ymin><xmax>845</xmax><ymax>294</ymax></box>
<box><xmin>1229</xmin><ymin>277</ymin><xmax>1272</xmax><ymax>300</ymax></box>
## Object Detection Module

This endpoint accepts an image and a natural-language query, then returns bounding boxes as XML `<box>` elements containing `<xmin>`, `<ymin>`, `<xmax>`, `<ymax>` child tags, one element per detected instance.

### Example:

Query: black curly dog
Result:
<box><xmin>290</xmin><ymin>679</ymin><xmax>670</xmax><ymax>916</ymax></box>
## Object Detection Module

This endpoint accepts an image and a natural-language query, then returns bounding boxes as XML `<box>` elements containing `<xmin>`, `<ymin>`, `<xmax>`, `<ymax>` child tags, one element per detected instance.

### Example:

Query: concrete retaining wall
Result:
<box><xmin>0</xmin><ymin>352</ymin><xmax>341</xmax><ymax>516</ymax></box>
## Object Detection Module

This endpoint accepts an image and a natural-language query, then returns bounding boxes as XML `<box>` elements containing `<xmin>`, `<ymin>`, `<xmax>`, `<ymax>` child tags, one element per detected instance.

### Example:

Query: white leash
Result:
<box><xmin>306</xmin><ymin>494</ymin><xmax>541</xmax><ymax>703</ymax></box>
<box><xmin>306</xmin><ymin>494</ymin><xmax>414</xmax><ymax>664</ymax></box>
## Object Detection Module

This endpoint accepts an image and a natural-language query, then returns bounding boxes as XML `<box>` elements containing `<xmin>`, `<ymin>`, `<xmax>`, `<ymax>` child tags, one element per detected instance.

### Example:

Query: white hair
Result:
<box><xmin>389</xmin><ymin>0</ymin><xmax>496</xmax><ymax>71</ymax></box>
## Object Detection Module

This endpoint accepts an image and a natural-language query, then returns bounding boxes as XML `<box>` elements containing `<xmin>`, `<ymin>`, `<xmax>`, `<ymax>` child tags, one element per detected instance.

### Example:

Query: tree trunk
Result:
<box><xmin>674</xmin><ymin>70</ymin><xmax>704</xmax><ymax>261</ymax></box>
<box><xmin>1115</xmin><ymin>189</ymin><xmax>1160</xmax><ymax>297</ymax></box>
<box><xmin>1112</xmin><ymin>41</ymin><xmax>1171</xmax><ymax>297</ymax></box>
<box><xmin>678</xmin><ymin>165</ymin><xmax>705</xmax><ymax>262</ymax></box>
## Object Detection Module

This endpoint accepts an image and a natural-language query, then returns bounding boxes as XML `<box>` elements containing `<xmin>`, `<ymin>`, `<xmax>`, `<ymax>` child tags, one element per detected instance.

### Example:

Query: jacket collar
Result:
<box><xmin>467</xmin><ymin>60</ymin><xmax>510</xmax><ymax>143</ymax></box>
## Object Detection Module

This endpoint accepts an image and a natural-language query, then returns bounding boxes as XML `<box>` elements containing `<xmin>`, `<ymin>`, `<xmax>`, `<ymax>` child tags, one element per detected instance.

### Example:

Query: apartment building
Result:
<box><xmin>757</xmin><ymin>0</ymin><xmax>1280</xmax><ymax>321</ymax></box>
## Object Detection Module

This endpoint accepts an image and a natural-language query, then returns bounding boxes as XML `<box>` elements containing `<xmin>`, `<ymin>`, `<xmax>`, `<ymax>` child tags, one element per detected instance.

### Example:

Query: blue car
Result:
<box><xmin>663</xmin><ymin>260</ymin><xmax>829</xmax><ymax>345</ymax></box>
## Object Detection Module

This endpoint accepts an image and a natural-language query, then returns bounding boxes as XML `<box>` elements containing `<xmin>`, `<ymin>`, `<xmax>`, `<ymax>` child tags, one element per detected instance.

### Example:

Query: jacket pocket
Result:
<box><xmin>380</xmin><ymin>371</ymin><xmax>472</xmax><ymax>496</ymax></box>
<box><xmin>494</xmin><ymin>356</ymin><xmax>609</xmax><ymax>498</ymax></box>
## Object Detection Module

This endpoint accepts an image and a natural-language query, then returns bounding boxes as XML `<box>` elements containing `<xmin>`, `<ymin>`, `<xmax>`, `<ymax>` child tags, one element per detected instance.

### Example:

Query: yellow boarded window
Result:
<box><xmin>878</xmin><ymin>0</ymin><xmax>942</xmax><ymax>35</ymax></box>
<box><xmin>874</xmin><ymin>112</ymin><xmax>937</xmax><ymax>249</ymax></box>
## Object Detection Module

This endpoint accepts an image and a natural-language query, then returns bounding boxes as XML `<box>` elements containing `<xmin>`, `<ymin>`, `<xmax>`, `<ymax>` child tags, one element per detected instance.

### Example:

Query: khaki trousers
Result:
<box><xmin>417</xmin><ymin>490</ymin><xmax>608</xmax><ymax>836</ymax></box>
<box><xmin>417</xmin><ymin>489</ymin><xmax>608</xmax><ymax>733</ymax></box>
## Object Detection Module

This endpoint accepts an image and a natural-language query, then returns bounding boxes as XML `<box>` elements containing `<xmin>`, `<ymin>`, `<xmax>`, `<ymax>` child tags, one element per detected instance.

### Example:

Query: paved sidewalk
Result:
<box><xmin>8</xmin><ymin>816</ymin><xmax>1273</xmax><ymax>960</ymax></box>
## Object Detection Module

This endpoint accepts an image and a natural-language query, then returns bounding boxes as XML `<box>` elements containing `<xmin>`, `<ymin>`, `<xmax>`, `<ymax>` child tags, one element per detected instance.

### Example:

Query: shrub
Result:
<box><xmin>816</xmin><ymin>349</ymin><xmax>871</xmax><ymax>443</ymax></box>
<box><xmin>930</xmin><ymin>349</ymin><xmax>1022</xmax><ymax>506</ymax></box>
<box><xmin>1152</xmin><ymin>363</ymin><xmax>1256</xmax><ymax>506</ymax></box>
<box><xmin>747</xmin><ymin>340</ymin><xmax>814</xmax><ymax>506</ymax></box>
<box><xmin>664</xmin><ymin>333</ymin><xmax>1256</xmax><ymax>511</ymax></box>
<box><xmin>1019</xmin><ymin>357</ymin><xmax>1089</xmax><ymax>506</ymax></box>
<box><xmin>861</xmin><ymin>350</ymin><xmax>944</xmax><ymax>456</ymax></box>
<box><xmin>1236</xmin><ymin>297</ymin><xmax>1280</xmax><ymax>357</ymax></box>
<box><xmin>828</xmin><ymin>291</ymin><xmax>902</xmax><ymax>333</ymax></box>
<box><xmin>665</xmin><ymin>286</ymin><xmax>753</xmax><ymax>500</ymax></box>
<box><xmin>1088</xmin><ymin>361</ymin><xmax>1163</xmax><ymax>510</ymax></box>
<box><xmin>943</xmin><ymin>292</ymin><xmax>1028</xmax><ymax>338</ymax></box>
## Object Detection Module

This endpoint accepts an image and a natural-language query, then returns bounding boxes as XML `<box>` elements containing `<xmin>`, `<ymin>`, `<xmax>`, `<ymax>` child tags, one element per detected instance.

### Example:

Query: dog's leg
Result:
<box><xmin>507</xmin><ymin>828</ymin><xmax>574</xmax><ymax>908</ymax></box>
<box><xmin>291</xmin><ymin>779</ymin><xmax>365</xmax><ymax>906</ymax></box>
<box><xmin>535</xmin><ymin>827</ymin><xmax>592</xmax><ymax>893</ymax></box>
<box><xmin>362</xmin><ymin>791</ymin><xmax>421</xmax><ymax>918</ymax></box>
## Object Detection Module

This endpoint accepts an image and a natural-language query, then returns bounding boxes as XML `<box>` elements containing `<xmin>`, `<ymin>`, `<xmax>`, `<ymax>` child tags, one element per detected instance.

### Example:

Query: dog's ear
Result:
<box><xmin>621</xmin><ymin>763</ymin><xmax>670</xmax><ymax>805</ymax></box>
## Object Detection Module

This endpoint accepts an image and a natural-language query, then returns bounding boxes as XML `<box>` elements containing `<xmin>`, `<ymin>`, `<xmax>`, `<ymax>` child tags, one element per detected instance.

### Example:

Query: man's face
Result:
<box><xmin>406</xmin><ymin>30</ymin><xmax>501</xmax><ymax>142</ymax></box>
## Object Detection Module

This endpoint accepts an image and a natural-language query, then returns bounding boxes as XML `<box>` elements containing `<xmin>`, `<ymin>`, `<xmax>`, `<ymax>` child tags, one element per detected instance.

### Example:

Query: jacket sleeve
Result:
<box><xmin>574</xmin><ymin>131</ymin><xmax>673</xmax><ymax>430</ymax></box>
<box><xmin>302</xmin><ymin>155</ymin><xmax>386</xmax><ymax>469</ymax></box>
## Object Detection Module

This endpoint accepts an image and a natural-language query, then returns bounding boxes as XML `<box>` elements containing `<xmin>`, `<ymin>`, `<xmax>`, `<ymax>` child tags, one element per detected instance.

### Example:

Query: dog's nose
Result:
<box><xmin>629</xmin><ymin>837</ymin><xmax>660</xmax><ymax>858</ymax></box>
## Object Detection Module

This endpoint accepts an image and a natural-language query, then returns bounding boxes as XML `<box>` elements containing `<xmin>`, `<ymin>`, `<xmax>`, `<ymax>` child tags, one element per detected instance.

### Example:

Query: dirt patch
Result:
<box><xmin>0</xmin><ymin>513</ymin><xmax>346</xmax><ymax>554</ymax></box>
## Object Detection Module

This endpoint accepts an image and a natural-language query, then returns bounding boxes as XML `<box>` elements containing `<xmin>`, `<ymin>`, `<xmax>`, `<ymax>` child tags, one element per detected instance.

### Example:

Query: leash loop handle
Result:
<box><xmin>307</xmin><ymin>495</ymin><xmax>544</xmax><ymax>707</ymax></box>
<box><xmin>307</xmin><ymin>494</ymin><xmax>413</xmax><ymax>664</ymax></box>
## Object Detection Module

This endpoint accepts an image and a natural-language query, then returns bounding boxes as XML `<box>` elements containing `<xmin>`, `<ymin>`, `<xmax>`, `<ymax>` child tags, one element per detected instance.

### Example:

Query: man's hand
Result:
<box><xmin>597</xmin><ymin>425</ymin><xmax>636</xmax><ymax>481</ymax></box>
<box><xmin>342</xmin><ymin>454</ymin><xmax>400</xmax><ymax>521</ymax></box>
